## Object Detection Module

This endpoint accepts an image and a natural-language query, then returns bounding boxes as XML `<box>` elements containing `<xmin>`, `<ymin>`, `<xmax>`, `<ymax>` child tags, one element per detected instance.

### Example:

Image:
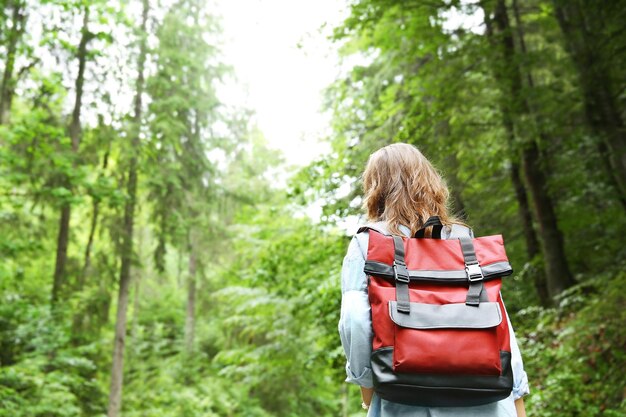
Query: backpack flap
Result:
<box><xmin>363</xmin><ymin>231</ymin><xmax>513</xmax><ymax>284</ymax></box>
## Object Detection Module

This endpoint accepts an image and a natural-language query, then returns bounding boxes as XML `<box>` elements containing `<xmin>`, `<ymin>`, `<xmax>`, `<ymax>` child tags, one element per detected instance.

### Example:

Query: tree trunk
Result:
<box><xmin>0</xmin><ymin>0</ymin><xmax>26</xmax><ymax>125</ymax></box>
<box><xmin>51</xmin><ymin>5</ymin><xmax>91</xmax><ymax>304</ymax></box>
<box><xmin>71</xmin><ymin>146</ymin><xmax>111</xmax><ymax>344</ymax></box>
<box><xmin>509</xmin><ymin>161</ymin><xmax>550</xmax><ymax>304</ymax></box>
<box><xmin>81</xmin><ymin>203</ymin><xmax>99</xmax><ymax>284</ymax></box>
<box><xmin>107</xmin><ymin>1</ymin><xmax>148</xmax><ymax>415</ymax></box>
<box><xmin>502</xmin><ymin>108</ymin><xmax>550</xmax><ymax>305</ymax></box>
<box><xmin>509</xmin><ymin>163</ymin><xmax>539</xmax><ymax>259</ymax></box>
<box><xmin>485</xmin><ymin>0</ymin><xmax>575</xmax><ymax>299</ymax></box>
<box><xmin>185</xmin><ymin>235</ymin><xmax>197</xmax><ymax>354</ymax></box>
<box><xmin>520</xmin><ymin>143</ymin><xmax>574</xmax><ymax>297</ymax></box>
<box><xmin>130</xmin><ymin>257</ymin><xmax>142</xmax><ymax>344</ymax></box>
<box><xmin>79</xmin><ymin>147</ymin><xmax>110</xmax><ymax>289</ymax></box>
<box><xmin>183</xmin><ymin>68</ymin><xmax>205</xmax><ymax>354</ymax></box>
<box><xmin>68</xmin><ymin>7</ymin><xmax>91</xmax><ymax>150</ymax></box>
<box><xmin>51</xmin><ymin>205</ymin><xmax>71</xmax><ymax>304</ymax></box>
<box><xmin>107</xmin><ymin>217</ymin><xmax>134</xmax><ymax>417</ymax></box>
<box><xmin>510</xmin><ymin>0</ymin><xmax>576</xmax><ymax>298</ymax></box>
<box><xmin>552</xmin><ymin>0</ymin><xmax>626</xmax><ymax>208</ymax></box>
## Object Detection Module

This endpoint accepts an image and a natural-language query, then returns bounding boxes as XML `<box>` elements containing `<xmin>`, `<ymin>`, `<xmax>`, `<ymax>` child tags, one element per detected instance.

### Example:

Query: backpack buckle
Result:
<box><xmin>393</xmin><ymin>261</ymin><xmax>410</xmax><ymax>284</ymax></box>
<box><xmin>465</xmin><ymin>262</ymin><xmax>484</xmax><ymax>282</ymax></box>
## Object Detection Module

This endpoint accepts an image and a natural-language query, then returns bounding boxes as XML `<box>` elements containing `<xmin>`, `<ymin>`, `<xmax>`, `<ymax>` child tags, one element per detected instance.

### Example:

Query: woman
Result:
<box><xmin>339</xmin><ymin>143</ymin><xmax>529</xmax><ymax>416</ymax></box>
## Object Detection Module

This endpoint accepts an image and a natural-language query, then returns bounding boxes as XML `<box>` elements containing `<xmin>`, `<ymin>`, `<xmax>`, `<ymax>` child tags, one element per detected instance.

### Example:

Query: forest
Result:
<box><xmin>0</xmin><ymin>0</ymin><xmax>624</xmax><ymax>416</ymax></box>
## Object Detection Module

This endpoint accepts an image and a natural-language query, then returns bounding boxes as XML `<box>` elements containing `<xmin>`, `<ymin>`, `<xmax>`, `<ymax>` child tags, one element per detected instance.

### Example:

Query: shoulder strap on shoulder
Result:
<box><xmin>356</xmin><ymin>225</ymin><xmax>389</xmax><ymax>235</ymax></box>
<box><xmin>356</xmin><ymin>221</ymin><xmax>391</xmax><ymax>236</ymax></box>
<box><xmin>358</xmin><ymin>222</ymin><xmax>473</xmax><ymax>238</ymax></box>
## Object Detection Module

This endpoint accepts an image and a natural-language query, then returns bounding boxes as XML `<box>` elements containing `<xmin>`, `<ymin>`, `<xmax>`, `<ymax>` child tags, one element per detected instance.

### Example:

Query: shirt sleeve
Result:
<box><xmin>506</xmin><ymin>305</ymin><xmax>530</xmax><ymax>400</ymax></box>
<box><xmin>338</xmin><ymin>235</ymin><xmax>374</xmax><ymax>388</ymax></box>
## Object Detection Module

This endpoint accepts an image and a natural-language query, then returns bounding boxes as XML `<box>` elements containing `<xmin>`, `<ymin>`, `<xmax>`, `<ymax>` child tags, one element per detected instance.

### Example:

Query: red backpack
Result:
<box><xmin>358</xmin><ymin>217</ymin><xmax>514</xmax><ymax>407</ymax></box>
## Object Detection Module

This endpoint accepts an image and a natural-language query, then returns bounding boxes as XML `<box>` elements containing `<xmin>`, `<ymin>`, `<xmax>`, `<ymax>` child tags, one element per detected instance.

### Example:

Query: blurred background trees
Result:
<box><xmin>0</xmin><ymin>0</ymin><xmax>624</xmax><ymax>416</ymax></box>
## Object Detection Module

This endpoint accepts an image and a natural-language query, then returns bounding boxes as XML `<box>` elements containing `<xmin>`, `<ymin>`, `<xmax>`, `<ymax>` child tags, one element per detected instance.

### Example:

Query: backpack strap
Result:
<box><xmin>391</xmin><ymin>235</ymin><xmax>411</xmax><ymax>314</ymax></box>
<box><xmin>459</xmin><ymin>236</ymin><xmax>486</xmax><ymax>306</ymax></box>
<box><xmin>356</xmin><ymin>223</ymin><xmax>391</xmax><ymax>236</ymax></box>
<box><xmin>390</xmin><ymin>232</ymin><xmax>487</xmax><ymax>313</ymax></box>
<box><xmin>358</xmin><ymin>223</ymin><xmax>411</xmax><ymax>314</ymax></box>
<box><xmin>414</xmin><ymin>216</ymin><xmax>444</xmax><ymax>239</ymax></box>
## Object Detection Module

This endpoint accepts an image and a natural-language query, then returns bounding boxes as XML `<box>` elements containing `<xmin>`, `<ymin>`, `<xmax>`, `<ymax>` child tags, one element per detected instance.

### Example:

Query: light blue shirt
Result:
<box><xmin>338</xmin><ymin>224</ymin><xmax>530</xmax><ymax>417</ymax></box>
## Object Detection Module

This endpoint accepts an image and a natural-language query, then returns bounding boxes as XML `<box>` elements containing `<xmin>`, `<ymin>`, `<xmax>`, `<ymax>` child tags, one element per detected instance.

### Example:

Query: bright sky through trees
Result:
<box><xmin>216</xmin><ymin>0</ymin><xmax>348</xmax><ymax>168</ymax></box>
<box><xmin>215</xmin><ymin>0</ymin><xmax>484</xmax><ymax>171</ymax></box>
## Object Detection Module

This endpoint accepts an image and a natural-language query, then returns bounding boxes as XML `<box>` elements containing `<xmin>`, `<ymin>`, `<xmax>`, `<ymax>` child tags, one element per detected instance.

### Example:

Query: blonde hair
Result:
<box><xmin>362</xmin><ymin>143</ymin><xmax>459</xmax><ymax>236</ymax></box>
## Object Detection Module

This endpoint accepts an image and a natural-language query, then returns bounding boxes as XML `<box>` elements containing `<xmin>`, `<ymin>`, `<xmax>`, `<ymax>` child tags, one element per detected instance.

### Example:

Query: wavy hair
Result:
<box><xmin>362</xmin><ymin>143</ymin><xmax>459</xmax><ymax>236</ymax></box>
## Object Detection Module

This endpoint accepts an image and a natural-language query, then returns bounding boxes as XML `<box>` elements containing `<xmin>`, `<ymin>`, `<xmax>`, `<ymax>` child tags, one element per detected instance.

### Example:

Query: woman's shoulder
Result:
<box><xmin>443</xmin><ymin>223</ymin><xmax>474</xmax><ymax>239</ymax></box>
<box><xmin>350</xmin><ymin>221</ymin><xmax>386</xmax><ymax>260</ymax></box>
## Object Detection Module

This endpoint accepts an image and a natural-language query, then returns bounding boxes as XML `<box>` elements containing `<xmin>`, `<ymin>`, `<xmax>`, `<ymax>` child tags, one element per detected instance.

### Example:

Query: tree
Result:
<box><xmin>0</xmin><ymin>0</ymin><xmax>27</xmax><ymax>124</ymax></box>
<box><xmin>107</xmin><ymin>0</ymin><xmax>149</xmax><ymax>415</ymax></box>
<box><xmin>552</xmin><ymin>0</ymin><xmax>626</xmax><ymax>208</ymax></box>
<box><xmin>146</xmin><ymin>0</ymin><xmax>224</xmax><ymax>354</ymax></box>
<box><xmin>481</xmin><ymin>0</ymin><xmax>574</xmax><ymax>301</ymax></box>
<box><xmin>51</xmin><ymin>3</ymin><xmax>93</xmax><ymax>304</ymax></box>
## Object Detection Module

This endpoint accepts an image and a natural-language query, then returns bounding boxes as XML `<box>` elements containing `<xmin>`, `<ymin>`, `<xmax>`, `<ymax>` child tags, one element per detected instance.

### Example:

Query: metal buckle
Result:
<box><xmin>465</xmin><ymin>263</ymin><xmax>484</xmax><ymax>282</ymax></box>
<box><xmin>393</xmin><ymin>261</ymin><xmax>410</xmax><ymax>284</ymax></box>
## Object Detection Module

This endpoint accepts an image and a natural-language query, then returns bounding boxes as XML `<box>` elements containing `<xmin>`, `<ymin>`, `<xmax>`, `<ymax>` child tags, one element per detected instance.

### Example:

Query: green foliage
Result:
<box><xmin>0</xmin><ymin>300</ymin><xmax>105</xmax><ymax>417</ymax></box>
<box><xmin>518</xmin><ymin>273</ymin><xmax>626</xmax><ymax>416</ymax></box>
<box><xmin>207</xmin><ymin>201</ymin><xmax>348</xmax><ymax>416</ymax></box>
